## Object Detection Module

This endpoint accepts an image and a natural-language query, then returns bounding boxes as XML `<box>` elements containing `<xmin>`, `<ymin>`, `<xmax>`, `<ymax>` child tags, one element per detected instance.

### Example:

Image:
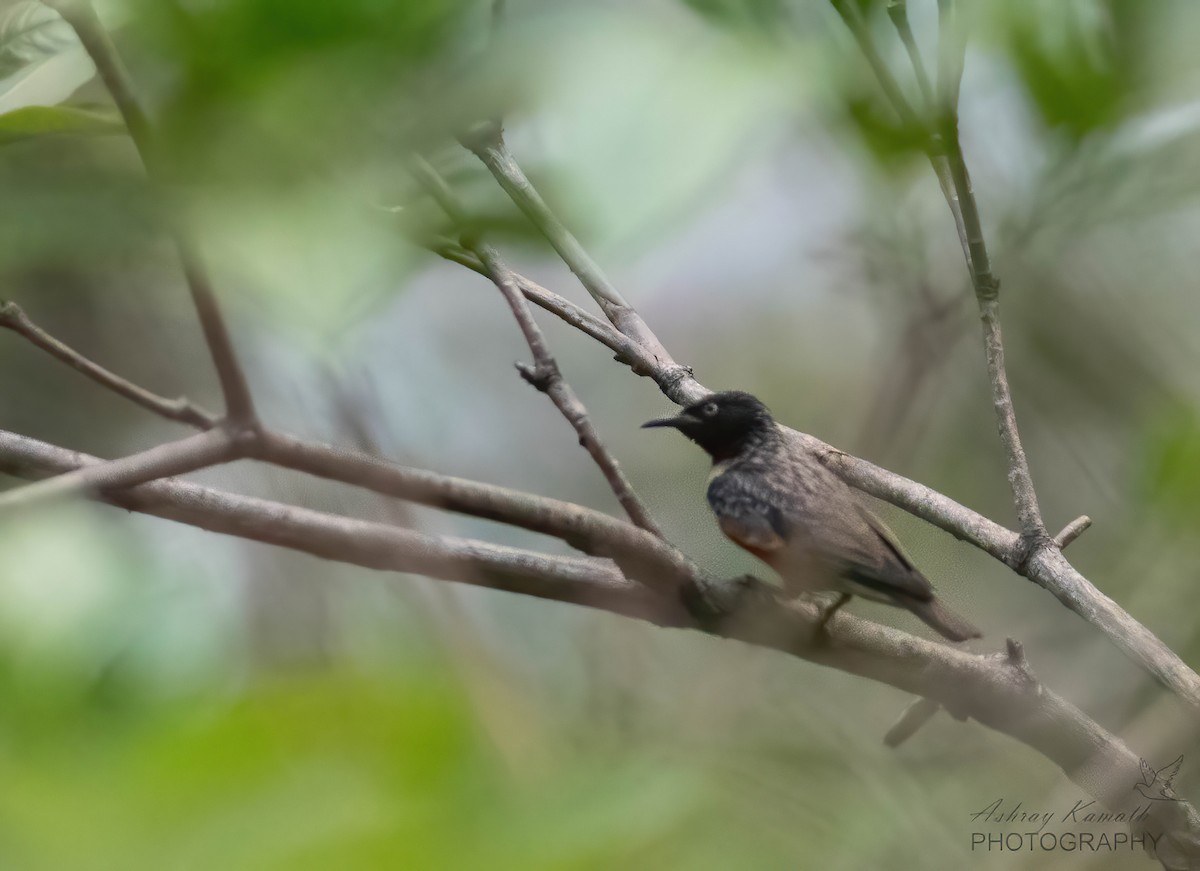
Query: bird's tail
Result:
<box><xmin>905</xmin><ymin>597</ymin><xmax>981</xmax><ymax>642</ymax></box>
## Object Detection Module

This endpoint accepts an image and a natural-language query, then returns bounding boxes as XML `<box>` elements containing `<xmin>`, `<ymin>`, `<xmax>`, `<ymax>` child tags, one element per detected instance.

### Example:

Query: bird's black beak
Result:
<box><xmin>641</xmin><ymin>412</ymin><xmax>698</xmax><ymax>430</ymax></box>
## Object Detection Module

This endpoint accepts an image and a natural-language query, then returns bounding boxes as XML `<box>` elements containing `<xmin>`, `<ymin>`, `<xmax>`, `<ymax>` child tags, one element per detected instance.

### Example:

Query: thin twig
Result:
<box><xmin>939</xmin><ymin>100</ymin><xmax>1045</xmax><ymax>541</ymax></box>
<box><xmin>936</xmin><ymin>0</ymin><xmax>965</xmax><ymax>113</ymax></box>
<box><xmin>429</xmin><ymin>242</ymin><xmax>657</xmax><ymax>370</ymax></box>
<box><xmin>51</xmin><ymin>0</ymin><xmax>257</xmax><ymax>427</ymax></box>
<box><xmin>977</xmin><ymin>296</ymin><xmax>1044</xmax><ymax>538</ymax></box>
<box><xmin>835</xmin><ymin>0</ymin><xmax>972</xmax><ymax>274</ymax></box>
<box><xmin>886</xmin><ymin>1</ymin><xmax>933</xmax><ymax>107</ymax></box>
<box><xmin>0</xmin><ymin>428</ymin><xmax>237</xmax><ymax>511</ymax></box>
<box><xmin>462</xmin><ymin>133</ymin><xmax>679</xmax><ymax>363</ymax></box>
<box><xmin>457</xmin><ymin>137</ymin><xmax>628</xmax><ymax>308</ymax></box>
<box><xmin>882</xmin><ymin>0</ymin><xmax>973</xmax><ymax>264</ymax></box>
<box><xmin>0</xmin><ymin>300</ymin><xmax>218</xmax><ymax>429</ymax></box>
<box><xmin>255</xmin><ymin>429</ymin><xmax>693</xmax><ymax>593</ymax></box>
<box><xmin>830</xmin><ymin>0</ymin><xmax>1045</xmax><ymax>539</ymax></box>
<box><xmin>1054</xmin><ymin>515</ymin><xmax>1092</xmax><ymax>550</ymax></box>
<box><xmin>830</xmin><ymin>0</ymin><xmax>921</xmax><ymax>130</ymax></box>
<box><xmin>935</xmin><ymin>0</ymin><xmax>1044</xmax><ymax>539</ymax></box>
<box><xmin>479</xmin><ymin>247</ymin><xmax>665</xmax><ymax>536</ymax></box>
<box><xmin>883</xmin><ymin>696</ymin><xmax>941</xmax><ymax>747</ymax></box>
<box><xmin>410</xmin><ymin>156</ymin><xmax>665</xmax><ymax>537</ymax></box>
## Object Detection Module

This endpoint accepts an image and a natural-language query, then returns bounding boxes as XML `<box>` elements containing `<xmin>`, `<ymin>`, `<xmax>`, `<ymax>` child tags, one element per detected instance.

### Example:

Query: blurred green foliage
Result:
<box><xmin>998</xmin><ymin>0</ymin><xmax>1140</xmax><ymax>140</ymax></box>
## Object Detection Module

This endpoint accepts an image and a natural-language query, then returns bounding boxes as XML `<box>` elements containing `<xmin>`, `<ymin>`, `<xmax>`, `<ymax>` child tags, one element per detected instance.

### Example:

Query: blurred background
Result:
<box><xmin>0</xmin><ymin>0</ymin><xmax>1198</xmax><ymax>867</ymax></box>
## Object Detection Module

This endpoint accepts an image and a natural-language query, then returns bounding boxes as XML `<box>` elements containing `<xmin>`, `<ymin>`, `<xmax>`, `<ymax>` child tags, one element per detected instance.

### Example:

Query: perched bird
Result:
<box><xmin>643</xmin><ymin>390</ymin><xmax>981</xmax><ymax>641</ymax></box>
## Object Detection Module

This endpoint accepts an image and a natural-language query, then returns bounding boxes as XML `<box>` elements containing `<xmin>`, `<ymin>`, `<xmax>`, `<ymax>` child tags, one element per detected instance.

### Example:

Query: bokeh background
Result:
<box><xmin>0</xmin><ymin>0</ymin><xmax>1198</xmax><ymax>867</ymax></box>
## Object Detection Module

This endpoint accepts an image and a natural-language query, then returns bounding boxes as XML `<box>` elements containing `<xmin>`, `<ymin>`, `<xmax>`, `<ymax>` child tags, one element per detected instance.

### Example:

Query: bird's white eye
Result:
<box><xmin>702</xmin><ymin>402</ymin><xmax>719</xmax><ymax>417</ymax></box>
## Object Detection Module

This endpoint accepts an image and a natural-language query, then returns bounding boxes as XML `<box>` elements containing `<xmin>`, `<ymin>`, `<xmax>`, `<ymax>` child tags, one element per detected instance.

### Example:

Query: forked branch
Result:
<box><xmin>410</xmin><ymin>156</ymin><xmax>664</xmax><ymax>537</ymax></box>
<box><xmin>0</xmin><ymin>428</ymin><xmax>1196</xmax><ymax>869</ymax></box>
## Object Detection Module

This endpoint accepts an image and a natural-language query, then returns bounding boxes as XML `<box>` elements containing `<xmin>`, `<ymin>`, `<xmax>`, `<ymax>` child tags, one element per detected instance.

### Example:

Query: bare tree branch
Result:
<box><xmin>0</xmin><ymin>300</ymin><xmax>218</xmax><ymax>430</ymax></box>
<box><xmin>0</xmin><ymin>428</ymin><xmax>238</xmax><ymax>511</ymax></box>
<box><xmin>831</xmin><ymin>0</ymin><xmax>1045</xmax><ymax>540</ymax></box>
<box><xmin>0</xmin><ymin>427</ymin><xmax>1197</xmax><ymax>869</ymax></box>
<box><xmin>410</xmin><ymin>156</ymin><xmax>664</xmax><ymax>537</ymax></box>
<box><xmin>50</xmin><ymin>0</ymin><xmax>257</xmax><ymax>427</ymax></box>
<box><xmin>4</xmin><ymin>429</ymin><xmax>659</xmax><ymax>615</ymax></box>
<box><xmin>430</xmin><ymin>242</ymin><xmax>665</xmax><ymax>376</ymax></box>
<box><xmin>456</xmin><ymin>136</ymin><xmax>1200</xmax><ymax>712</ymax></box>
<box><xmin>253</xmin><ymin>430</ymin><xmax>695</xmax><ymax>594</ymax></box>
<box><xmin>940</xmin><ymin>123</ymin><xmax>1046</xmax><ymax>540</ymax></box>
<box><xmin>462</xmin><ymin>130</ymin><xmax>683</xmax><ymax>367</ymax></box>
<box><xmin>0</xmin><ymin>300</ymin><xmax>691</xmax><ymax>588</ymax></box>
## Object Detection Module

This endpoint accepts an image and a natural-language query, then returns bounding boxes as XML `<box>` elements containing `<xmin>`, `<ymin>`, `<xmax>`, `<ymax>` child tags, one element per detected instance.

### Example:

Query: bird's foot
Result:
<box><xmin>814</xmin><ymin>593</ymin><xmax>852</xmax><ymax>643</ymax></box>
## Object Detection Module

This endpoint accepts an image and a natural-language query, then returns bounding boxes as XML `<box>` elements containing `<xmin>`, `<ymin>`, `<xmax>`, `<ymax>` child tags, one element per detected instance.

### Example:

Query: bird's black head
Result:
<box><xmin>642</xmin><ymin>390</ymin><xmax>775</xmax><ymax>461</ymax></box>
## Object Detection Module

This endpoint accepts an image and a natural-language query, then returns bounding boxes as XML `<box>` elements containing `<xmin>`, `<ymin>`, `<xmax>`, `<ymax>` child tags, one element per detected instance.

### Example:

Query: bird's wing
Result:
<box><xmin>1161</xmin><ymin>755</ymin><xmax>1184</xmax><ymax>790</ymax></box>
<box><xmin>831</xmin><ymin>503</ymin><xmax>934</xmax><ymax>601</ymax></box>
<box><xmin>707</xmin><ymin>473</ymin><xmax>788</xmax><ymax>561</ymax></box>
<box><xmin>717</xmin><ymin>514</ymin><xmax>786</xmax><ymax>559</ymax></box>
<box><xmin>1140</xmin><ymin>758</ymin><xmax>1156</xmax><ymax>786</ymax></box>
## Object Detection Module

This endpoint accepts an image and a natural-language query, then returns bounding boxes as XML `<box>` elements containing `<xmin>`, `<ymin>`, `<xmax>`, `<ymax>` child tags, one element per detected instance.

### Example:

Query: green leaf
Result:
<box><xmin>1140</xmin><ymin>407</ymin><xmax>1200</xmax><ymax>527</ymax></box>
<box><xmin>843</xmin><ymin>91</ymin><xmax>928</xmax><ymax>166</ymax></box>
<box><xmin>681</xmin><ymin>0</ymin><xmax>794</xmax><ymax>34</ymax></box>
<box><xmin>0</xmin><ymin>104</ymin><xmax>122</xmax><ymax>144</ymax></box>
<box><xmin>994</xmin><ymin>0</ymin><xmax>1152</xmax><ymax>140</ymax></box>
<box><xmin>0</xmin><ymin>2</ymin><xmax>94</xmax><ymax>114</ymax></box>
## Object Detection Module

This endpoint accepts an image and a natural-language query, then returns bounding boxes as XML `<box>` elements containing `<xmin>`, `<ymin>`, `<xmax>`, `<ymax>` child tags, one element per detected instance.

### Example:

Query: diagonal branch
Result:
<box><xmin>410</xmin><ymin>156</ymin><xmax>664</xmax><ymax>537</ymax></box>
<box><xmin>833</xmin><ymin>0</ymin><xmax>1045</xmax><ymax>540</ymax></box>
<box><xmin>829</xmin><ymin>0</ymin><xmax>920</xmax><ymax>129</ymax></box>
<box><xmin>462</xmin><ymin>130</ymin><xmax>684</xmax><ymax>368</ymax></box>
<box><xmin>0</xmin><ymin>427</ymin><xmax>1196</xmax><ymax>869</ymax></box>
<box><xmin>457</xmin><ymin>135</ymin><xmax>1200</xmax><ymax>712</ymax></box>
<box><xmin>885</xmin><ymin>1</ymin><xmax>933</xmax><ymax>107</ymax></box>
<box><xmin>49</xmin><ymin>0</ymin><xmax>257</xmax><ymax>427</ymax></box>
<box><xmin>0</xmin><ymin>428</ymin><xmax>238</xmax><ymax>511</ymax></box>
<box><xmin>940</xmin><ymin>118</ymin><xmax>1045</xmax><ymax>540</ymax></box>
<box><xmin>253</xmin><ymin>430</ymin><xmax>695</xmax><ymax>594</ymax></box>
<box><xmin>430</xmin><ymin>242</ymin><xmax>666</xmax><ymax>377</ymax></box>
<box><xmin>0</xmin><ymin>300</ymin><xmax>218</xmax><ymax>429</ymax></box>
<box><xmin>0</xmin><ymin>295</ymin><xmax>691</xmax><ymax>590</ymax></box>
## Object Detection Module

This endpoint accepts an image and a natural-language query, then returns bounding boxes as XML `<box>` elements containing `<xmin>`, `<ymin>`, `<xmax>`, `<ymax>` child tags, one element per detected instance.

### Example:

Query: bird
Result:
<box><xmin>643</xmin><ymin>390</ymin><xmax>981</xmax><ymax>641</ymax></box>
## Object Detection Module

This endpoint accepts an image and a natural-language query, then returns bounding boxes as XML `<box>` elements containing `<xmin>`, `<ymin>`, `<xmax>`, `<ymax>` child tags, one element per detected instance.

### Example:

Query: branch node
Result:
<box><xmin>1013</xmin><ymin>531</ymin><xmax>1052</xmax><ymax>574</ymax></box>
<box><xmin>223</xmin><ymin>418</ymin><xmax>263</xmax><ymax>456</ymax></box>
<box><xmin>1004</xmin><ymin>637</ymin><xmax>1039</xmax><ymax>689</ymax></box>
<box><xmin>515</xmin><ymin>360</ymin><xmax>558</xmax><ymax>392</ymax></box>
<box><xmin>977</xmin><ymin>276</ymin><xmax>1000</xmax><ymax>303</ymax></box>
<box><xmin>681</xmin><ymin>574</ymin><xmax>771</xmax><ymax>631</ymax></box>
<box><xmin>662</xmin><ymin>364</ymin><xmax>698</xmax><ymax>392</ymax></box>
